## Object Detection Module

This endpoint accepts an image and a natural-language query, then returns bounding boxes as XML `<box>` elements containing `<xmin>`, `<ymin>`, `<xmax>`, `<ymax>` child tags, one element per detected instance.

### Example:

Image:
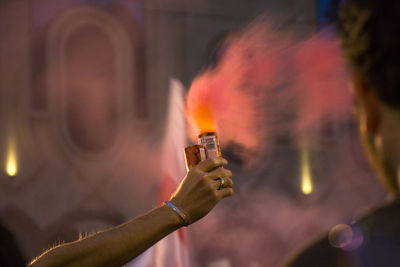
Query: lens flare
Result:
<box><xmin>6</xmin><ymin>139</ymin><xmax>18</xmax><ymax>177</ymax></box>
<box><xmin>301</xmin><ymin>148</ymin><xmax>313</xmax><ymax>195</ymax></box>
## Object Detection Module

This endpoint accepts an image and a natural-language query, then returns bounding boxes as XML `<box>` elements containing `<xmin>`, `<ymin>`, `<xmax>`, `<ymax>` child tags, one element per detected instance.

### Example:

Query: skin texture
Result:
<box><xmin>29</xmin><ymin>157</ymin><xmax>233</xmax><ymax>267</ymax></box>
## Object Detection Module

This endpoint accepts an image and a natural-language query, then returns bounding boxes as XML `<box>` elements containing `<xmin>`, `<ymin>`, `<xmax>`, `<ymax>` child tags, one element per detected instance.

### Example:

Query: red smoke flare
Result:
<box><xmin>185</xmin><ymin>20</ymin><xmax>351</xmax><ymax>155</ymax></box>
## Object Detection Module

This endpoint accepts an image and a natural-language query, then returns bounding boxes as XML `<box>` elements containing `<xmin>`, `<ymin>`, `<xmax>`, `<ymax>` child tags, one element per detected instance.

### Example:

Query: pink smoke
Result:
<box><xmin>292</xmin><ymin>33</ymin><xmax>352</xmax><ymax>135</ymax></box>
<box><xmin>185</xmin><ymin>20</ymin><xmax>352</xmax><ymax>155</ymax></box>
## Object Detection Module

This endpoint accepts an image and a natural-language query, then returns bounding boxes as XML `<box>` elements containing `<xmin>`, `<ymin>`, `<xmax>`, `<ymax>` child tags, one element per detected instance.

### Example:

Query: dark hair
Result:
<box><xmin>338</xmin><ymin>0</ymin><xmax>400</xmax><ymax>108</ymax></box>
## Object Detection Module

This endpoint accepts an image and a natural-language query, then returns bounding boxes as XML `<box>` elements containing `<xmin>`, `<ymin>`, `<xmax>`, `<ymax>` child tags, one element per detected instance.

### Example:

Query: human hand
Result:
<box><xmin>169</xmin><ymin>157</ymin><xmax>233</xmax><ymax>225</ymax></box>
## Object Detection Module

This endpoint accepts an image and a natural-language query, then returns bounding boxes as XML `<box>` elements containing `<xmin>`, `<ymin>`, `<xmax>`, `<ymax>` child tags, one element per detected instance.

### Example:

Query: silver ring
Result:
<box><xmin>218</xmin><ymin>177</ymin><xmax>225</xmax><ymax>190</ymax></box>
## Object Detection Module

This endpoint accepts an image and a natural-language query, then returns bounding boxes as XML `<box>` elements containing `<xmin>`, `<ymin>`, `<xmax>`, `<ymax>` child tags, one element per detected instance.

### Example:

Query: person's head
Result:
<box><xmin>338</xmin><ymin>0</ymin><xmax>400</xmax><ymax>194</ymax></box>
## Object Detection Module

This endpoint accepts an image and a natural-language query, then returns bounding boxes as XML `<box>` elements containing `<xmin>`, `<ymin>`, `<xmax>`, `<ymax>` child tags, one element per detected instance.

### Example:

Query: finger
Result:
<box><xmin>216</xmin><ymin>187</ymin><xmax>234</xmax><ymax>199</ymax></box>
<box><xmin>206</xmin><ymin>167</ymin><xmax>232</xmax><ymax>180</ymax></box>
<box><xmin>214</xmin><ymin>177</ymin><xmax>234</xmax><ymax>190</ymax></box>
<box><xmin>197</xmin><ymin>157</ymin><xmax>228</xmax><ymax>172</ymax></box>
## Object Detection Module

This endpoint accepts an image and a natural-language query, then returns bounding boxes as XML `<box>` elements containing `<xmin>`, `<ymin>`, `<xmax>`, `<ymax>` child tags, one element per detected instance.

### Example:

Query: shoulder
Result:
<box><xmin>285</xmin><ymin>199</ymin><xmax>400</xmax><ymax>267</ymax></box>
<box><xmin>283</xmin><ymin>233</ymin><xmax>355</xmax><ymax>267</ymax></box>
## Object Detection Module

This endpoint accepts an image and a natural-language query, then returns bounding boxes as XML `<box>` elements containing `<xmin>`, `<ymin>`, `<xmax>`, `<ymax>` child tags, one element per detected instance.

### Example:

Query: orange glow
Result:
<box><xmin>194</xmin><ymin>104</ymin><xmax>216</xmax><ymax>133</ymax></box>
<box><xmin>186</xmin><ymin>73</ymin><xmax>225</xmax><ymax>136</ymax></box>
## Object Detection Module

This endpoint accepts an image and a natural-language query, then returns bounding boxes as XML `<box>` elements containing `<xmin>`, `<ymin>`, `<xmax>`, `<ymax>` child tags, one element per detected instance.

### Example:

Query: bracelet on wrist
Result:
<box><xmin>164</xmin><ymin>201</ymin><xmax>190</xmax><ymax>227</ymax></box>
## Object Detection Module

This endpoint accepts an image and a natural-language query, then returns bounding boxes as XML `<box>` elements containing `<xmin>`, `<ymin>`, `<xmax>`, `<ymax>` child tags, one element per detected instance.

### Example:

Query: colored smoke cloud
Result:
<box><xmin>185</xmin><ymin>19</ymin><xmax>352</xmax><ymax>161</ymax></box>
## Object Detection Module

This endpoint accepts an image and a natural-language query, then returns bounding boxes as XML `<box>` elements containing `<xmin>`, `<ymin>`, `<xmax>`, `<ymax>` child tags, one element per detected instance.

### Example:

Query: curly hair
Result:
<box><xmin>338</xmin><ymin>0</ymin><xmax>400</xmax><ymax>108</ymax></box>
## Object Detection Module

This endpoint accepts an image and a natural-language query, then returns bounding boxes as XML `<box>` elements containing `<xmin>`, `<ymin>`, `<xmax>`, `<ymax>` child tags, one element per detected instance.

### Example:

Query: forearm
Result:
<box><xmin>29</xmin><ymin>204</ymin><xmax>182</xmax><ymax>267</ymax></box>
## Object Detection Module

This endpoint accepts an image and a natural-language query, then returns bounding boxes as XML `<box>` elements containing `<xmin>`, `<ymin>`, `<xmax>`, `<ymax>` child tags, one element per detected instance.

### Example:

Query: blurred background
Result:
<box><xmin>0</xmin><ymin>0</ymin><xmax>388</xmax><ymax>266</ymax></box>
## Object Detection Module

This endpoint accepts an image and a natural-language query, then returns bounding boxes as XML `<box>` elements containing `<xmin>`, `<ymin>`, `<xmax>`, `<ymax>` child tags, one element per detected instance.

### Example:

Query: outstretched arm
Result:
<box><xmin>29</xmin><ymin>157</ymin><xmax>233</xmax><ymax>267</ymax></box>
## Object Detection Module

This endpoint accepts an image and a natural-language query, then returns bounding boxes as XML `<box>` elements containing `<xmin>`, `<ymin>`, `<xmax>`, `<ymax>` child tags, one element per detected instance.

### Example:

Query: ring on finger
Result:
<box><xmin>217</xmin><ymin>177</ymin><xmax>225</xmax><ymax>190</ymax></box>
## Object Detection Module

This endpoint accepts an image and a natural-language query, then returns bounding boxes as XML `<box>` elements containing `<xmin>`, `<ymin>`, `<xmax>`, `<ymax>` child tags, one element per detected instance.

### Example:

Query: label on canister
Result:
<box><xmin>184</xmin><ymin>145</ymin><xmax>206</xmax><ymax>171</ymax></box>
<box><xmin>198</xmin><ymin>132</ymin><xmax>221</xmax><ymax>159</ymax></box>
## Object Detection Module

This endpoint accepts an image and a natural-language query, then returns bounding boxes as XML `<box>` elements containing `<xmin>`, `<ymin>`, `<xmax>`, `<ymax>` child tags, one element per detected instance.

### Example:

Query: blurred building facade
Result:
<box><xmin>0</xmin><ymin>0</ymin><xmax>387</xmax><ymax>266</ymax></box>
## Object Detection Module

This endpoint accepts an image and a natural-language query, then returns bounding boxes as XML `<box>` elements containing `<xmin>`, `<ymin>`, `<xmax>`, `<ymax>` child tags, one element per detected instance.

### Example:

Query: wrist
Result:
<box><xmin>159</xmin><ymin>203</ymin><xmax>186</xmax><ymax>229</ymax></box>
<box><xmin>163</xmin><ymin>201</ymin><xmax>190</xmax><ymax>227</ymax></box>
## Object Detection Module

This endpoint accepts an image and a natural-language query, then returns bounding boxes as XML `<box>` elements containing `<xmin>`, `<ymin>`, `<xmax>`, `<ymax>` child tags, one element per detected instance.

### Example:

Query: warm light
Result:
<box><xmin>6</xmin><ymin>140</ymin><xmax>18</xmax><ymax>177</ymax></box>
<box><xmin>194</xmin><ymin>104</ymin><xmax>216</xmax><ymax>133</ymax></box>
<box><xmin>301</xmin><ymin>148</ymin><xmax>313</xmax><ymax>195</ymax></box>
